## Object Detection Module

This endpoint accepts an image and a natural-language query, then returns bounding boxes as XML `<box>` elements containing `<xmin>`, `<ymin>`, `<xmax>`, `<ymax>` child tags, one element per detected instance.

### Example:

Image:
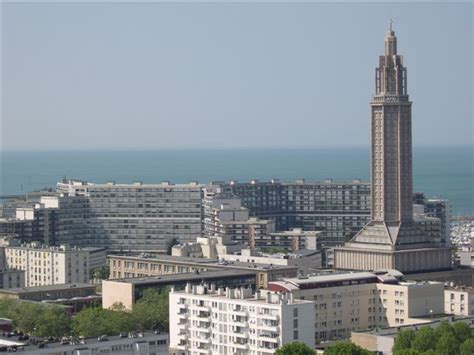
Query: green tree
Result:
<box><xmin>166</xmin><ymin>238</ymin><xmax>179</xmax><ymax>255</ymax></box>
<box><xmin>411</xmin><ymin>326</ymin><xmax>437</xmax><ymax>353</ymax></box>
<box><xmin>34</xmin><ymin>307</ymin><xmax>71</xmax><ymax>338</ymax></box>
<box><xmin>0</xmin><ymin>299</ymin><xmax>16</xmax><ymax>319</ymax></box>
<box><xmin>436</xmin><ymin>332</ymin><xmax>459</xmax><ymax>355</ymax></box>
<box><xmin>324</xmin><ymin>342</ymin><xmax>373</xmax><ymax>355</ymax></box>
<box><xmin>453</xmin><ymin>322</ymin><xmax>472</xmax><ymax>344</ymax></box>
<box><xmin>72</xmin><ymin>307</ymin><xmax>115</xmax><ymax>337</ymax></box>
<box><xmin>92</xmin><ymin>266</ymin><xmax>110</xmax><ymax>280</ymax></box>
<box><xmin>434</xmin><ymin>321</ymin><xmax>455</xmax><ymax>339</ymax></box>
<box><xmin>460</xmin><ymin>338</ymin><xmax>474</xmax><ymax>355</ymax></box>
<box><xmin>265</xmin><ymin>247</ymin><xmax>288</xmax><ymax>254</ymax></box>
<box><xmin>393</xmin><ymin>329</ymin><xmax>416</xmax><ymax>352</ymax></box>
<box><xmin>394</xmin><ymin>350</ymin><xmax>420</xmax><ymax>355</ymax></box>
<box><xmin>132</xmin><ymin>289</ymin><xmax>169</xmax><ymax>331</ymax></box>
<box><xmin>275</xmin><ymin>341</ymin><xmax>315</xmax><ymax>355</ymax></box>
<box><xmin>10</xmin><ymin>302</ymin><xmax>44</xmax><ymax>334</ymax></box>
<box><xmin>109</xmin><ymin>303</ymin><xmax>136</xmax><ymax>333</ymax></box>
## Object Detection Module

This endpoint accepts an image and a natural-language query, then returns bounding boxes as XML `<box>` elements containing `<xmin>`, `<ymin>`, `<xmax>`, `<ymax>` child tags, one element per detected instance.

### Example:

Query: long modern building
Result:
<box><xmin>333</xmin><ymin>23</ymin><xmax>452</xmax><ymax>272</ymax></box>
<box><xmin>57</xmin><ymin>179</ymin><xmax>204</xmax><ymax>252</ymax></box>
<box><xmin>108</xmin><ymin>254</ymin><xmax>298</xmax><ymax>289</ymax></box>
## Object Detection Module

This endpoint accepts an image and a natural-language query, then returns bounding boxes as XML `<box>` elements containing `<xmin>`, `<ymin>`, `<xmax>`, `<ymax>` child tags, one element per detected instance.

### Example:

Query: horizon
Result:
<box><xmin>1</xmin><ymin>143</ymin><xmax>473</xmax><ymax>153</ymax></box>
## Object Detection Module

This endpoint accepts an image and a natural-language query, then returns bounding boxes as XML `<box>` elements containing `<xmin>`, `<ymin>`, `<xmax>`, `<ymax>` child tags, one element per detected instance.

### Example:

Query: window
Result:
<box><xmin>293</xmin><ymin>330</ymin><xmax>299</xmax><ymax>340</ymax></box>
<box><xmin>293</xmin><ymin>308</ymin><xmax>298</xmax><ymax>317</ymax></box>
<box><xmin>293</xmin><ymin>319</ymin><xmax>298</xmax><ymax>328</ymax></box>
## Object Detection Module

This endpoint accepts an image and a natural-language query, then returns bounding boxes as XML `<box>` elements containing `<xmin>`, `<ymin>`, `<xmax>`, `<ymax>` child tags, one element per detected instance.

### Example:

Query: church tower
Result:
<box><xmin>333</xmin><ymin>22</ymin><xmax>452</xmax><ymax>272</ymax></box>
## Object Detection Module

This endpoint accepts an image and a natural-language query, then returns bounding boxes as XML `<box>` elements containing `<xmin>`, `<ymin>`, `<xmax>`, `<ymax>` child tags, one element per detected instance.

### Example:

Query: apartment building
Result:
<box><xmin>15</xmin><ymin>195</ymin><xmax>89</xmax><ymax>246</ymax></box>
<box><xmin>445</xmin><ymin>287</ymin><xmax>474</xmax><ymax>316</ymax></box>
<box><xmin>108</xmin><ymin>254</ymin><xmax>298</xmax><ymax>289</ymax></box>
<box><xmin>268</xmin><ymin>271</ymin><xmax>444</xmax><ymax>342</ymax></box>
<box><xmin>57</xmin><ymin>179</ymin><xmax>204</xmax><ymax>252</ymax></box>
<box><xmin>211</xmin><ymin>180</ymin><xmax>450</xmax><ymax>249</ymax></box>
<box><xmin>2</xmin><ymin>243</ymin><xmax>90</xmax><ymax>287</ymax></box>
<box><xmin>169</xmin><ymin>284</ymin><xmax>315</xmax><ymax>355</ymax></box>
<box><xmin>414</xmin><ymin>193</ymin><xmax>451</xmax><ymax>243</ymax></box>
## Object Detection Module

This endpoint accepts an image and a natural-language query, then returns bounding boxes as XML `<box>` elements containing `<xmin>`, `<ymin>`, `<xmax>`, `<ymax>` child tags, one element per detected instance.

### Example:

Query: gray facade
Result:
<box><xmin>211</xmin><ymin>179</ymin><xmax>371</xmax><ymax>247</ymax></box>
<box><xmin>57</xmin><ymin>180</ymin><xmax>203</xmax><ymax>252</ymax></box>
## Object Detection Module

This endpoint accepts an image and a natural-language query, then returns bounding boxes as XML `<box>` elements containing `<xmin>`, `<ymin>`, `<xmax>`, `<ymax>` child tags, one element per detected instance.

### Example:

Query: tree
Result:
<box><xmin>460</xmin><ymin>338</ymin><xmax>474</xmax><ymax>355</ymax></box>
<box><xmin>10</xmin><ymin>302</ymin><xmax>44</xmax><ymax>334</ymax></box>
<box><xmin>166</xmin><ymin>237</ymin><xmax>179</xmax><ymax>255</ymax></box>
<box><xmin>265</xmin><ymin>247</ymin><xmax>287</xmax><ymax>254</ymax></box>
<box><xmin>73</xmin><ymin>307</ymin><xmax>115</xmax><ymax>337</ymax></box>
<box><xmin>436</xmin><ymin>332</ymin><xmax>459</xmax><ymax>355</ymax></box>
<box><xmin>92</xmin><ymin>266</ymin><xmax>110</xmax><ymax>280</ymax></box>
<box><xmin>453</xmin><ymin>322</ymin><xmax>472</xmax><ymax>344</ymax></box>
<box><xmin>324</xmin><ymin>342</ymin><xmax>373</xmax><ymax>355</ymax></box>
<box><xmin>393</xmin><ymin>350</ymin><xmax>420</xmax><ymax>355</ymax></box>
<box><xmin>393</xmin><ymin>329</ymin><xmax>415</xmax><ymax>352</ymax></box>
<box><xmin>0</xmin><ymin>299</ymin><xmax>16</xmax><ymax>319</ymax></box>
<box><xmin>411</xmin><ymin>326</ymin><xmax>437</xmax><ymax>353</ymax></box>
<box><xmin>34</xmin><ymin>307</ymin><xmax>70</xmax><ymax>338</ymax></box>
<box><xmin>132</xmin><ymin>289</ymin><xmax>169</xmax><ymax>331</ymax></box>
<box><xmin>275</xmin><ymin>342</ymin><xmax>315</xmax><ymax>355</ymax></box>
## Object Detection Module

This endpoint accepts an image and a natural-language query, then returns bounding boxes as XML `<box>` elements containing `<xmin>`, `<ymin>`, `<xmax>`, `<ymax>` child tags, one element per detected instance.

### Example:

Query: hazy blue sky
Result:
<box><xmin>2</xmin><ymin>2</ymin><xmax>472</xmax><ymax>150</ymax></box>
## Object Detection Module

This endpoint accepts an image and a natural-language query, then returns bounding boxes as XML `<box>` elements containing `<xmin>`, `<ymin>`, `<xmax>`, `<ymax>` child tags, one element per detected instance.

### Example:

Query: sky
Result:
<box><xmin>1</xmin><ymin>2</ymin><xmax>473</xmax><ymax>150</ymax></box>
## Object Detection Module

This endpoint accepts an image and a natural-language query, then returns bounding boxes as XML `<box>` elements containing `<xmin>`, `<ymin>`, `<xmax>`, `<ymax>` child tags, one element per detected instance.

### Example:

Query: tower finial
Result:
<box><xmin>388</xmin><ymin>18</ymin><xmax>393</xmax><ymax>33</ymax></box>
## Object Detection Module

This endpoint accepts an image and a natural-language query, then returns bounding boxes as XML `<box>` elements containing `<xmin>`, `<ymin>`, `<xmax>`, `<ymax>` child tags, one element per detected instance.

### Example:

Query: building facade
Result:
<box><xmin>108</xmin><ymin>254</ymin><xmax>298</xmax><ymax>289</ymax></box>
<box><xmin>169</xmin><ymin>284</ymin><xmax>315</xmax><ymax>355</ymax></box>
<box><xmin>268</xmin><ymin>271</ymin><xmax>444</xmax><ymax>342</ymax></box>
<box><xmin>2</xmin><ymin>243</ymin><xmax>90</xmax><ymax>287</ymax></box>
<box><xmin>57</xmin><ymin>179</ymin><xmax>204</xmax><ymax>252</ymax></box>
<box><xmin>445</xmin><ymin>287</ymin><xmax>474</xmax><ymax>316</ymax></box>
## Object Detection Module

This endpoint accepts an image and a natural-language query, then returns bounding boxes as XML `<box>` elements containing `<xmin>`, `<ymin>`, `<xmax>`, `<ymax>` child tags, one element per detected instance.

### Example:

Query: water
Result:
<box><xmin>1</xmin><ymin>146</ymin><xmax>473</xmax><ymax>215</ymax></box>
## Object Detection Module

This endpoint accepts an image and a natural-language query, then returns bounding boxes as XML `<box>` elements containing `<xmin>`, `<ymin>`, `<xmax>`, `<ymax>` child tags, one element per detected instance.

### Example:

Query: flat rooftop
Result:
<box><xmin>0</xmin><ymin>331</ymin><xmax>168</xmax><ymax>352</ymax></box>
<box><xmin>108</xmin><ymin>270</ymin><xmax>257</xmax><ymax>286</ymax></box>
<box><xmin>0</xmin><ymin>283</ymin><xmax>97</xmax><ymax>294</ymax></box>
<box><xmin>109</xmin><ymin>254</ymin><xmax>298</xmax><ymax>271</ymax></box>
<box><xmin>353</xmin><ymin>315</ymin><xmax>474</xmax><ymax>337</ymax></box>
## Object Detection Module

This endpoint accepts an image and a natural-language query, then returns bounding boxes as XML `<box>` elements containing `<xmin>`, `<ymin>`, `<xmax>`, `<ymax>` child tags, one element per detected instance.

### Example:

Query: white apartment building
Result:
<box><xmin>3</xmin><ymin>243</ymin><xmax>90</xmax><ymax>287</ymax></box>
<box><xmin>169</xmin><ymin>284</ymin><xmax>315</xmax><ymax>355</ymax></box>
<box><xmin>445</xmin><ymin>287</ymin><xmax>474</xmax><ymax>316</ymax></box>
<box><xmin>269</xmin><ymin>271</ymin><xmax>444</xmax><ymax>342</ymax></box>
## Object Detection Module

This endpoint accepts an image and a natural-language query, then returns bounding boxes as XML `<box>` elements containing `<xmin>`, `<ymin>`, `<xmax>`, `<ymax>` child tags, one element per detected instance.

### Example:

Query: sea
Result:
<box><xmin>1</xmin><ymin>146</ymin><xmax>473</xmax><ymax>215</ymax></box>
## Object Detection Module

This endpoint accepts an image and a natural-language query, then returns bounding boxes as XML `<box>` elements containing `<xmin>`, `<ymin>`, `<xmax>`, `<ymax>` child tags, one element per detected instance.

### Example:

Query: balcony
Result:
<box><xmin>233</xmin><ymin>342</ymin><xmax>249</xmax><ymax>350</ymax></box>
<box><xmin>232</xmin><ymin>309</ymin><xmax>248</xmax><ymax>317</ymax></box>
<box><xmin>194</xmin><ymin>304</ymin><xmax>210</xmax><ymax>312</ymax></box>
<box><xmin>259</xmin><ymin>324</ymin><xmax>279</xmax><ymax>333</ymax></box>
<box><xmin>258</xmin><ymin>334</ymin><xmax>279</xmax><ymax>343</ymax></box>
<box><xmin>260</xmin><ymin>313</ymin><xmax>279</xmax><ymax>321</ymax></box>
<box><xmin>177</xmin><ymin>322</ymin><xmax>188</xmax><ymax>330</ymax></box>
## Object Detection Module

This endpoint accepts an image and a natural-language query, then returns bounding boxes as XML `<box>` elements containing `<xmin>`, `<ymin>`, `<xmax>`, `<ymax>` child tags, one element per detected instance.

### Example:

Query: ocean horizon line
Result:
<box><xmin>1</xmin><ymin>144</ymin><xmax>473</xmax><ymax>154</ymax></box>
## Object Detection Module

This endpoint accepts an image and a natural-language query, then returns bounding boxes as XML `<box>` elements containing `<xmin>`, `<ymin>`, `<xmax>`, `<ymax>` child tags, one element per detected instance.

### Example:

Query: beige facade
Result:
<box><xmin>3</xmin><ymin>244</ymin><xmax>90</xmax><ymax>287</ymax></box>
<box><xmin>269</xmin><ymin>271</ymin><xmax>444</xmax><ymax>342</ymax></box>
<box><xmin>445</xmin><ymin>287</ymin><xmax>474</xmax><ymax>316</ymax></box>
